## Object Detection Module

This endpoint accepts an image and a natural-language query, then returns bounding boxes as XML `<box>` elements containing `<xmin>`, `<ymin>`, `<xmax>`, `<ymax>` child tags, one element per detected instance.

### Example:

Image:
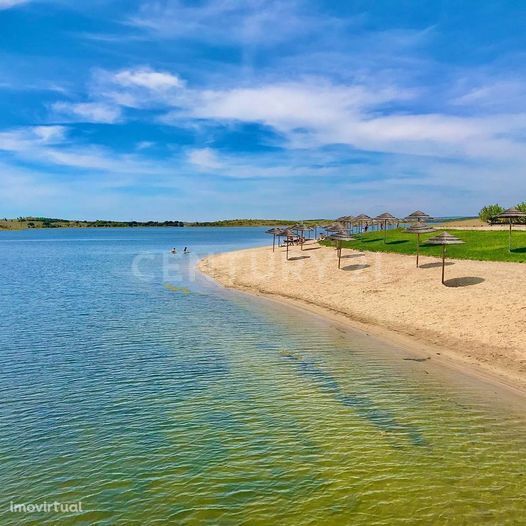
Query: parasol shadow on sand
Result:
<box><xmin>443</xmin><ymin>277</ymin><xmax>485</xmax><ymax>288</ymax></box>
<box><xmin>418</xmin><ymin>261</ymin><xmax>454</xmax><ymax>269</ymax></box>
<box><xmin>341</xmin><ymin>263</ymin><xmax>370</xmax><ymax>271</ymax></box>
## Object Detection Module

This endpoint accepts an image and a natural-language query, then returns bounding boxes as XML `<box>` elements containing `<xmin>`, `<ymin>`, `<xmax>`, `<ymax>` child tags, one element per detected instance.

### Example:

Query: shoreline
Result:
<box><xmin>199</xmin><ymin>243</ymin><xmax>526</xmax><ymax>397</ymax></box>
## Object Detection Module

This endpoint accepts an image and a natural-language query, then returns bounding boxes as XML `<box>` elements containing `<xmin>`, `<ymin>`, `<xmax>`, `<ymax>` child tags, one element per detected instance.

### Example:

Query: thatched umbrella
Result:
<box><xmin>292</xmin><ymin>223</ymin><xmax>310</xmax><ymax>250</ymax></box>
<box><xmin>338</xmin><ymin>215</ymin><xmax>354</xmax><ymax>232</ymax></box>
<box><xmin>281</xmin><ymin>228</ymin><xmax>295</xmax><ymax>260</ymax></box>
<box><xmin>329</xmin><ymin>231</ymin><xmax>357</xmax><ymax>269</ymax></box>
<box><xmin>425</xmin><ymin>231</ymin><xmax>465</xmax><ymax>284</ymax></box>
<box><xmin>496</xmin><ymin>207</ymin><xmax>526</xmax><ymax>252</ymax></box>
<box><xmin>325</xmin><ymin>222</ymin><xmax>346</xmax><ymax>233</ymax></box>
<box><xmin>405</xmin><ymin>210</ymin><xmax>431</xmax><ymax>223</ymax></box>
<box><xmin>265</xmin><ymin>227</ymin><xmax>282</xmax><ymax>252</ymax></box>
<box><xmin>354</xmin><ymin>214</ymin><xmax>371</xmax><ymax>233</ymax></box>
<box><xmin>406</xmin><ymin>222</ymin><xmax>436</xmax><ymax>268</ymax></box>
<box><xmin>375</xmin><ymin>212</ymin><xmax>398</xmax><ymax>243</ymax></box>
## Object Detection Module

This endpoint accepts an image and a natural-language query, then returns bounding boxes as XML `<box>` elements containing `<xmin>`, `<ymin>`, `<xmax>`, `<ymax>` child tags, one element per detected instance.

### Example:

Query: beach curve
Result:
<box><xmin>199</xmin><ymin>242</ymin><xmax>526</xmax><ymax>394</ymax></box>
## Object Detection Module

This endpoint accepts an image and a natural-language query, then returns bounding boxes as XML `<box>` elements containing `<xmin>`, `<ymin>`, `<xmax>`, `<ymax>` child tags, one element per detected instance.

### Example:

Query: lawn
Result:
<box><xmin>322</xmin><ymin>228</ymin><xmax>526</xmax><ymax>263</ymax></box>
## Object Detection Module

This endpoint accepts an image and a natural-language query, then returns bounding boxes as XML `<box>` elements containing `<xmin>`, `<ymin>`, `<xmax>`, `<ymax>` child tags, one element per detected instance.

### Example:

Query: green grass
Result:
<box><xmin>322</xmin><ymin>228</ymin><xmax>526</xmax><ymax>263</ymax></box>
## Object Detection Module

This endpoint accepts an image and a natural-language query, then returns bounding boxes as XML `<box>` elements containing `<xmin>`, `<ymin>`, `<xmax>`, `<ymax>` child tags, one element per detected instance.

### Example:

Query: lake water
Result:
<box><xmin>1</xmin><ymin>227</ymin><xmax>525</xmax><ymax>525</ymax></box>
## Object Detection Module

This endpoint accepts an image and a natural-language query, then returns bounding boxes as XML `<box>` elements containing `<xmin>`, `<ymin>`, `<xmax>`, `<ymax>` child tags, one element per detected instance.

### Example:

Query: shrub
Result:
<box><xmin>479</xmin><ymin>204</ymin><xmax>504</xmax><ymax>223</ymax></box>
<box><xmin>515</xmin><ymin>201</ymin><xmax>526</xmax><ymax>224</ymax></box>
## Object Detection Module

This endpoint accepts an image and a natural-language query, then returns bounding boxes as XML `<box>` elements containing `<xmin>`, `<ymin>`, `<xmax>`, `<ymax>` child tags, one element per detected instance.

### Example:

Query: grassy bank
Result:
<box><xmin>323</xmin><ymin>228</ymin><xmax>526</xmax><ymax>263</ymax></box>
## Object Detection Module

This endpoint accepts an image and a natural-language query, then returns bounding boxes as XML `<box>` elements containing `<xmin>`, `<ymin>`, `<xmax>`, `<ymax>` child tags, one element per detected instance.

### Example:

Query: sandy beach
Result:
<box><xmin>199</xmin><ymin>242</ymin><xmax>526</xmax><ymax>392</ymax></box>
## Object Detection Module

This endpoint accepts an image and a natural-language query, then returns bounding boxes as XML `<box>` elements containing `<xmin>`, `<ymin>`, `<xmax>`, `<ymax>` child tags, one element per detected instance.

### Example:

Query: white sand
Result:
<box><xmin>199</xmin><ymin>242</ymin><xmax>526</xmax><ymax>391</ymax></box>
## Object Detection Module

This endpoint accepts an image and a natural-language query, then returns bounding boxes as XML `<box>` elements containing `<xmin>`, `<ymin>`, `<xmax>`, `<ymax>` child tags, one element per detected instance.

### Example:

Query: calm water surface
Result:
<box><xmin>0</xmin><ymin>227</ymin><xmax>525</xmax><ymax>525</ymax></box>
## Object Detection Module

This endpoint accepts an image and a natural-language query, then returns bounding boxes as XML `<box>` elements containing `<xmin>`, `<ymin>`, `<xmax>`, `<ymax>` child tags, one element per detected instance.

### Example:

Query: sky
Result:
<box><xmin>0</xmin><ymin>0</ymin><xmax>525</xmax><ymax>221</ymax></box>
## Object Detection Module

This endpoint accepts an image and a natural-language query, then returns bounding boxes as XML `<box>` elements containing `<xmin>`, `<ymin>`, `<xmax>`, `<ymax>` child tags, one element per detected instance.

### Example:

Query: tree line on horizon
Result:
<box><xmin>2</xmin><ymin>217</ymin><xmax>185</xmax><ymax>229</ymax></box>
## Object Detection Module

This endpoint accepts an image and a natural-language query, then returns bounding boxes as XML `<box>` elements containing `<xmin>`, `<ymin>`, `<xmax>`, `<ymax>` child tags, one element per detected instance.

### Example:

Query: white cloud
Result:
<box><xmin>187</xmin><ymin>148</ymin><xmax>222</xmax><ymax>170</ymax></box>
<box><xmin>159</xmin><ymin>80</ymin><xmax>526</xmax><ymax>161</ymax></box>
<box><xmin>452</xmin><ymin>80</ymin><xmax>526</xmax><ymax>111</ymax></box>
<box><xmin>0</xmin><ymin>125</ymin><xmax>170</xmax><ymax>175</ymax></box>
<box><xmin>112</xmin><ymin>67</ymin><xmax>183</xmax><ymax>90</ymax></box>
<box><xmin>52</xmin><ymin>101</ymin><xmax>122</xmax><ymax>124</ymax></box>
<box><xmin>0</xmin><ymin>126</ymin><xmax>67</xmax><ymax>152</ymax></box>
<box><xmin>0</xmin><ymin>0</ymin><xmax>30</xmax><ymax>10</ymax></box>
<box><xmin>90</xmin><ymin>67</ymin><xmax>186</xmax><ymax>109</ymax></box>
<box><xmin>53</xmin><ymin>62</ymin><xmax>526</xmax><ymax>165</ymax></box>
<box><xmin>128</xmin><ymin>0</ymin><xmax>336</xmax><ymax>47</ymax></box>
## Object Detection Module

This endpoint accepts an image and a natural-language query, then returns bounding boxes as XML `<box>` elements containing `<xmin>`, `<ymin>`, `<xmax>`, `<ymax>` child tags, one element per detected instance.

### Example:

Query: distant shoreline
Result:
<box><xmin>0</xmin><ymin>216</ymin><xmax>477</xmax><ymax>231</ymax></box>
<box><xmin>0</xmin><ymin>218</ymin><xmax>328</xmax><ymax>231</ymax></box>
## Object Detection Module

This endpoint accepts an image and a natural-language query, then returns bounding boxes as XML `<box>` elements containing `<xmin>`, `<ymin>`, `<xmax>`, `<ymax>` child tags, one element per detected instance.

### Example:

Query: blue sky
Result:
<box><xmin>0</xmin><ymin>0</ymin><xmax>525</xmax><ymax>220</ymax></box>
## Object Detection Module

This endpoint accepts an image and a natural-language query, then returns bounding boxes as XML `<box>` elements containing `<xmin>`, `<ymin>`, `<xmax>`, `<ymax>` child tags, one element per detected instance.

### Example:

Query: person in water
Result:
<box><xmin>171</xmin><ymin>248</ymin><xmax>177</xmax><ymax>254</ymax></box>
<box><xmin>183</xmin><ymin>247</ymin><xmax>189</xmax><ymax>254</ymax></box>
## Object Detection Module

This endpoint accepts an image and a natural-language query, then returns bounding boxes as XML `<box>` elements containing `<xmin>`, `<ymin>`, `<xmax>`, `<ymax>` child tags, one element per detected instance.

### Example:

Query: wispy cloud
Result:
<box><xmin>113</xmin><ymin>67</ymin><xmax>184</xmax><ymax>90</ymax></box>
<box><xmin>51</xmin><ymin>101</ymin><xmax>122</xmax><ymax>124</ymax></box>
<box><xmin>127</xmin><ymin>0</ymin><xmax>341</xmax><ymax>47</ymax></box>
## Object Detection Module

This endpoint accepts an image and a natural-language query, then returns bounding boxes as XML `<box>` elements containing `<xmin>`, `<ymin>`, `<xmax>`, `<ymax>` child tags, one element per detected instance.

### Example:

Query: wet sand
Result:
<box><xmin>199</xmin><ymin>242</ymin><xmax>526</xmax><ymax>393</ymax></box>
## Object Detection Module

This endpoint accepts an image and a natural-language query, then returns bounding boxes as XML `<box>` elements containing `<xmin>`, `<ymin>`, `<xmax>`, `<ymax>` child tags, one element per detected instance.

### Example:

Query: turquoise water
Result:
<box><xmin>1</xmin><ymin>227</ymin><xmax>525</xmax><ymax>525</ymax></box>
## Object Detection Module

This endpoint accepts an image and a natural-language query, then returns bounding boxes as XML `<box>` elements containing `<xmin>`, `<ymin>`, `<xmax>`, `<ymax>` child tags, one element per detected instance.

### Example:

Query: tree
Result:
<box><xmin>479</xmin><ymin>204</ymin><xmax>504</xmax><ymax>223</ymax></box>
<box><xmin>515</xmin><ymin>201</ymin><xmax>526</xmax><ymax>224</ymax></box>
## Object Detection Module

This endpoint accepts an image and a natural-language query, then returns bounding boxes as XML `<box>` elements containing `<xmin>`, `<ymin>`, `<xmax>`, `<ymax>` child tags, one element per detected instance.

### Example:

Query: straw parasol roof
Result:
<box><xmin>496</xmin><ymin>207</ymin><xmax>526</xmax><ymax>252</ymax></box>
<box><xmin>325</xmin><ymin>222</ymin><xmax>346</xmax><ymax>232</ymax></box>
<box><xmin>405</xmin><ymin>210</ymin><xmax>431</xmax><ymax>222</ymax></box>
<box><xmin>425</xmin><ymin>231</ymin><xmax>465</xmax><ymax>284</ymax></box>
<box><xmin>375</xmin><ymin>212</ymin><xmax>397</xmax><ymax>221</ymax></box>
<box><xmin>329</xmin><ymin>232</ymin><xmax>355</xmax><ymax>241</ymax></box>
<box><xmin>354</xmin><ymin>214</ymin><xmax>371</xmax><ymax>222</ymax></box>
<box><xmin>406</xmin><ymin>223</ymin><xmax>435</xmax><ymax>234</ymax></box>
<box><xmin>497</xmin><ymin>207</ymin><xmax>526</xmax><ymax>219</ymax></box>
<box><xmin>329</xmin><ymin>232</ymin><xmax>357</xmax><ymax>269</ymax></box>
<box><xmin>425</xmin><ymin>231</ymin><xmax>464</xmax><ymax>246</ymax></box>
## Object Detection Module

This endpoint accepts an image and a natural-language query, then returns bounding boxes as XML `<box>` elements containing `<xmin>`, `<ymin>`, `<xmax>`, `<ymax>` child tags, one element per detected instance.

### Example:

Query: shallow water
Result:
<box><xmin>0</xmin><ymin>227</ymin><xmax>525</xmax><ymax>525</ymax></box>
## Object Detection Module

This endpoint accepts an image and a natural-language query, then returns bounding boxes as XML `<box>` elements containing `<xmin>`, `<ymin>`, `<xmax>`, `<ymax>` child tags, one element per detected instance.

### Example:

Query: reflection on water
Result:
<box><xmin>0</xmin><ymin>227</ymin><xmax>525</xmax><ymax>525</ymax></box>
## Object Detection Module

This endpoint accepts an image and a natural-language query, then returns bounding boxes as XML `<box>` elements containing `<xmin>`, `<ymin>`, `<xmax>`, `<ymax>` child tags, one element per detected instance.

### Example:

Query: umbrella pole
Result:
<box><xmin>416</xmin><ymin>234</ymin><xmax>420</xmax><ymax>268</ymax></box>
<box><xmin>384</xmin><ymin>220</ymin><xmax>387</xmax><ymax>243</ymax></box>
<box><xmin>286</xmin><ymin>240</ymin><xmax>289</xmax><ymax>260</ymax></box>
<box><xmin>338</xmin><ymin>242</ymin><xmax>342</xmax><ymax>269</ymax></box>
<box><xmin>509</xmin><ymin>220</ymin><xmax>512</xmax><ymax>253</ymax></box>
<box><xmin>442</xmin><ymin>245</ymin><xmax>446</xmax><ymax>284</ymax></box>
<box><xmin>272</xmin><ymin>235</ymin><xmax>275</xmax><ymax>252</ymax></box>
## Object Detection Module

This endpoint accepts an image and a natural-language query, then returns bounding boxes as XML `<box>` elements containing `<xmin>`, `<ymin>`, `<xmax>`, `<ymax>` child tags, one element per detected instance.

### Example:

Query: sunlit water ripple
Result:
<box><xmin>0</xmin><ymin>227</ymin><xmax>525</xmax><ymax>525</ymax></box>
